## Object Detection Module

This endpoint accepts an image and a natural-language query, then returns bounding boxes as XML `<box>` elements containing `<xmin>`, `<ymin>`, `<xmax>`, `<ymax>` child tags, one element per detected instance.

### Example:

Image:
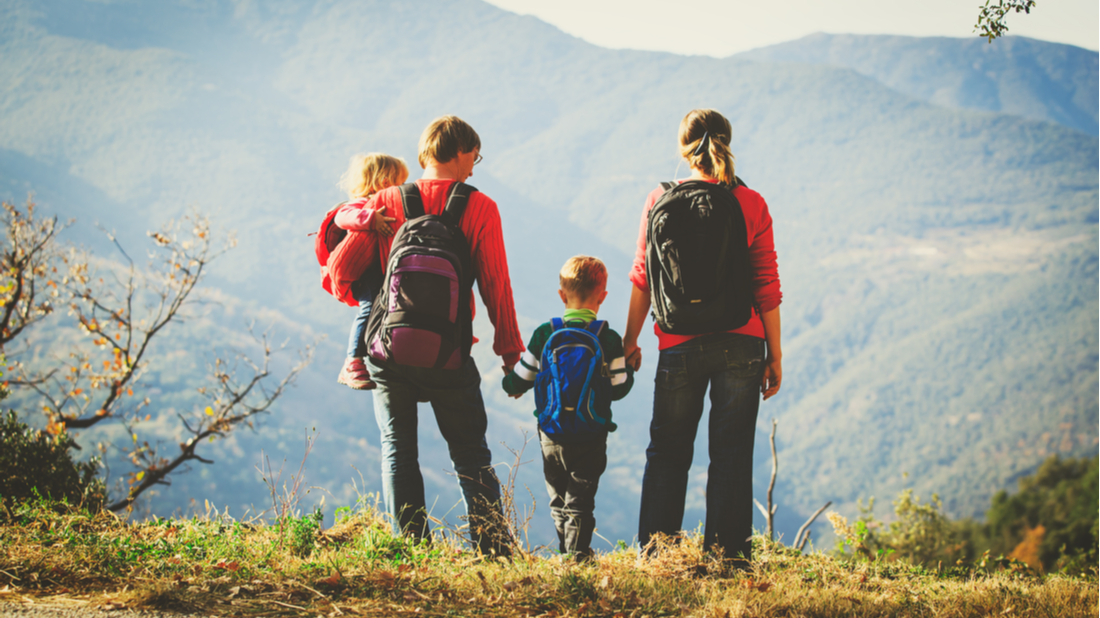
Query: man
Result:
<box><xmin>331</xmin><ymin>116</ymin><xmax>524</xmax><ymax>556</ymax></box>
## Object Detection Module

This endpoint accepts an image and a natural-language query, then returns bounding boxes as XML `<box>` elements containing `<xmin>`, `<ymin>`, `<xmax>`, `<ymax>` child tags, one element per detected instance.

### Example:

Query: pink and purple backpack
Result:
<box><xmin>364</xmin><ymin>183</ymin><xmax>475</xmax><ymax>370</ymax></box>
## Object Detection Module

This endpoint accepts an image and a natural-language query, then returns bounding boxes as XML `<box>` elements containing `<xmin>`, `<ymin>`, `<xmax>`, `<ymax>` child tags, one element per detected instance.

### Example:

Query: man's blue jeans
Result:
<box><xmin>367</xmin><ymin>355</ymin><xmax>509</xmax><ymax>556</ymax></box>
<box><xmin>638</xmin><ymin>333</ymin><xmax>765</xmax><ymax>561</ymax></box>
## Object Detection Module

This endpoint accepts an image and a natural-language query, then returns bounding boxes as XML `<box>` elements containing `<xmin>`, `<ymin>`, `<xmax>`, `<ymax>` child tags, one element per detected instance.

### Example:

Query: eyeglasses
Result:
<box><xmin>474</xmin><ymin>153</ymin><xmax>483</xmax><ymax>166</ymax></box>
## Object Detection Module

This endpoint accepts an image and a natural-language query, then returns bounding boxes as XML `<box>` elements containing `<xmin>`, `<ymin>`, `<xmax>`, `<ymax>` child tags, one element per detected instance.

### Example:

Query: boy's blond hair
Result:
<box><xmin>418</xmin><ymin>115</ymin><xmax>481</xmax><ymax>168</ymax></box>
<box><xmin>339</xmin><ymin>153</ymin><xmax>408</xmax><ymax>199</ymax></box>
<box><xmin>559</xmin><ymin>255</ymin><xmax>607</xmax><ymax>299</ymax></box>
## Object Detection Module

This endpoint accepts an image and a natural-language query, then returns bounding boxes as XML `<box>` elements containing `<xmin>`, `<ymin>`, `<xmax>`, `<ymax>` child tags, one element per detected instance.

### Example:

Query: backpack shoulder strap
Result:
<box><xmin>585</xmin><ymin>320</ymin><xmax>606</xmax><ymax>337</ymax></box>
<box><xmin>550</xmin><ymin>317</ymin><xmax>564</xmax><ymax>332</ymax></box>
<box><xmin>399</xmin><ymin>183</ymin><xmax>424</xmax><ymax>220</ymax></box>
<box><xmin>660</xmin><ymin>181</ymin><xmax>676</xmax><ymax>192</ymax></box>
<box><xmin>442</xmin><ymin>182</ymin><xmax>476</xmax><ymax>225</ymax></box>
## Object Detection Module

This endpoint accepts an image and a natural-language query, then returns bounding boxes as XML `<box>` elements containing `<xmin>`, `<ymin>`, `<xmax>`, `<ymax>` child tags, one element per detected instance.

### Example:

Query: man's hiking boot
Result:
<box><xmin>337</xmin><ymin>357</ymin><xmax>376</xmax><ymax>390</ymax></box>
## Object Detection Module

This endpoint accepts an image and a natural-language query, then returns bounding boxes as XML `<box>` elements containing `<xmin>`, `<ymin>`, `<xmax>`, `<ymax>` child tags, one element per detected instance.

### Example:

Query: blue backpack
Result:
<box><xmin>534</xmin><ymin>319</ymin><xmax>612</xmax><ymax>439</ymax></box>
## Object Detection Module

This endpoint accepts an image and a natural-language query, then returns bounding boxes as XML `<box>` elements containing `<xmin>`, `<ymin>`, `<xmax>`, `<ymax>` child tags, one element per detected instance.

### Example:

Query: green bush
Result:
<box><xmin>985</xmin><ymin>455</ymin><xmax>1099</xmax><ymax>573</ymax></box>
<box><xmin>0</xmin><ymin>410</ymin><xmax>106</xmax><ymax>512</ymax></box>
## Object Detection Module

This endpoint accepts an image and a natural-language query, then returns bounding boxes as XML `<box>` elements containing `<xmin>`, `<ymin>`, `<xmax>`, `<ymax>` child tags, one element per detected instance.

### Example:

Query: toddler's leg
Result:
<box><xmin>338</xmin><ymin>297</ymin><xmax>376</xmax><ymax>390</ymax></box>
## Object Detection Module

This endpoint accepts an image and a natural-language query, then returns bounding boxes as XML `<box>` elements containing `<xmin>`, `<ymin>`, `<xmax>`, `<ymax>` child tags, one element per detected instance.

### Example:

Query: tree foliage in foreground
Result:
<box><xmin>975</xmin><ymin>0</ymin><xmax>1036</xmax><ymax>41</ymax></box>
<box><xmin>0</xmin><ymin>197</ymin><xmax>312</xmax><ymax>512</ymax></box>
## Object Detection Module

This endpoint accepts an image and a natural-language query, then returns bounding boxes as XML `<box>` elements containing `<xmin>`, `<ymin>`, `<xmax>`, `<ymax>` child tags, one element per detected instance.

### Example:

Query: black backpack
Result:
<box><xmin>364</xmin><ymin>182</ymin><xmax>475</xmax><ymax>370</ymax></box>
<box><xmin>645</xmin><ymin>179</ymin><xmax>754</xmax><ymax>335</ymax></box>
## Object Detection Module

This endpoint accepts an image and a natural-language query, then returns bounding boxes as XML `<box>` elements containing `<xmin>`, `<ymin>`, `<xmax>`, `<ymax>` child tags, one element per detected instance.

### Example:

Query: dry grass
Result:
<box><xmin>0</xmin><ymin>500</ymin><xmax>1095</xmax><ymax>617</ymax></box>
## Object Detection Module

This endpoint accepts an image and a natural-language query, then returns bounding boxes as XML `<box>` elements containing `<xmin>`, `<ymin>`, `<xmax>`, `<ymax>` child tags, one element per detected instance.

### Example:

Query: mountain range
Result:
<box><xmin>1</xmin><ymin>0</ymin><xmax>1096</xmax><ymax>547</ymax></box>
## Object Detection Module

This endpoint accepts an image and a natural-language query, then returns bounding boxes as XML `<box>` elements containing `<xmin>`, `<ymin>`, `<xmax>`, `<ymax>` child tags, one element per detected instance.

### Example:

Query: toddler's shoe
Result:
<box><xmin>337</xmin><ymin>357</ymin><xmax>376</xmax><ymax>390</ymax></box>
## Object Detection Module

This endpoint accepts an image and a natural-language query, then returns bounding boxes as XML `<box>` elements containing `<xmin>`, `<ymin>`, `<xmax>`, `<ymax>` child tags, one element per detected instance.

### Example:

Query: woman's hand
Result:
<box><xmin>761</xmin><ymin>355</ymin><xmax>782</xmax><ymax>400</ymax></box>
<box><xmin>623</xmin><ymin>285</ymin><xmax>651</xmax><ymax>371</ymax></box>
<box><xmin>625</xmin><ymin>341</ymin><xmax>643</xmax><ymax>371</ymax></box>
<box><xmin>373</xmin><ymin>212</ymin><xmax>398</xmax><ymax>236</ymax></box>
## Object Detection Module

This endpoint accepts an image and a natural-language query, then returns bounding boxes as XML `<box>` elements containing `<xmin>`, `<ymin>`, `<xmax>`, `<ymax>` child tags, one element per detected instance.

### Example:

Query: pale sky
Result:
<box><xmin>484</xmin><ymin>0</ymin><xmax>1099</xmax><ymax>57</ymax></box>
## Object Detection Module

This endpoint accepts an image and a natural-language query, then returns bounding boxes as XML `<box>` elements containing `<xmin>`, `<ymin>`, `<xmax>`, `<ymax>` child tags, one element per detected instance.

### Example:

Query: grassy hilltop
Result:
<box><xmin>1</xmin><ymin>499</ymin><xmax>1096</xmax><ymax>618</ymax></box>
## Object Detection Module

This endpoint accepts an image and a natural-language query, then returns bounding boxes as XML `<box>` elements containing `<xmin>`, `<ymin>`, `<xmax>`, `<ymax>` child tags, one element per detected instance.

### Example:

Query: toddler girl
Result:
<box><xmin>333</xmin><ymin>153</ymin><xmax>407</xmax><ymax>389</ymax></box>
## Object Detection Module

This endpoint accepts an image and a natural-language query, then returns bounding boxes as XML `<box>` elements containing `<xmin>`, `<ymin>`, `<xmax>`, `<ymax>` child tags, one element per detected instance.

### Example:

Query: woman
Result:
<box><xmin>623</xmin><ymin>108</ymin><xmax>782</xmax><ymax>565</ymax></box>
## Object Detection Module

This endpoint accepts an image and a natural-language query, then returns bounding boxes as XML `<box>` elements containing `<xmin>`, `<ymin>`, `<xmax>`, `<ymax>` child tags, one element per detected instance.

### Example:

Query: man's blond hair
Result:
<box><xmin>559</xmin><ymin>255</ymin><xmax>607</xmax><ymax>299</ymax></box>
<box><xmin>418</xmin><ymin>115</ymin><xmax>481</xmax><ymax>168</ymax></box>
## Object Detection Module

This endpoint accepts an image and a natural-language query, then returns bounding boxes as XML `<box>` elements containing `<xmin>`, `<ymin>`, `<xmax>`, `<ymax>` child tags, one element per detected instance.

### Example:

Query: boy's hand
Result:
<box><xmin>373</xmin><ymin>213</ymin><xmax>398</xmax><ymax>236</ymax></box>
<box><xmin>508</xmin><ymin>392</ymin><xmax>523</xmax><ymax>400</ymax></box>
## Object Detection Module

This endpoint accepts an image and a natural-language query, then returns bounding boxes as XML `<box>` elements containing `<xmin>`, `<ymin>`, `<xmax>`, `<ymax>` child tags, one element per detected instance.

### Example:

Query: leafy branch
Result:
<box><xmin>975</xmin><ymin>0</ymin><xmax>1036</xmax><ymax>42</ymax></box>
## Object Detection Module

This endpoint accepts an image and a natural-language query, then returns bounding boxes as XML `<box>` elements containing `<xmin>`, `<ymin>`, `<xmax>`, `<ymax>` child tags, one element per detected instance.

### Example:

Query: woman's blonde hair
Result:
<box><xmin>339</xmin><ymin>153</ymin><xmax>409</xmax><ymax>199</ymax></box>
<box><xmin>559</xmin><ymin>255</ymin><xmax>607</xmax><ymax>299</ymax></box>
<box><xmin>678</xmin><ymin>109</ymin><xmax>736</xmax><ymax>185</ymax></box>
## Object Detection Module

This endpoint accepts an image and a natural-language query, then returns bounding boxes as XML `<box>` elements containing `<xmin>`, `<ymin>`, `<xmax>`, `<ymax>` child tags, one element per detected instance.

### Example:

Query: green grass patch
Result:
<box><xmin>0</xmin><ymin>499</ymin><xmax>1095</xmax><ymax>617</ymax></box>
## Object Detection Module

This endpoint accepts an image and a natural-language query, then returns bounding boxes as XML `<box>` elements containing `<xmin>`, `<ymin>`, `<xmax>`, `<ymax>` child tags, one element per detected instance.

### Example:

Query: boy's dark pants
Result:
<box><xmin>539</xmin><ymin>431</ymin><xmax>607</xmax><ymax>557</ymax></box>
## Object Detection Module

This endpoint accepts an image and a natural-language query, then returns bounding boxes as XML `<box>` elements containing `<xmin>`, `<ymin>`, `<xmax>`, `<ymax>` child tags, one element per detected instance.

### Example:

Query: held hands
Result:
<box><xmin>502</xmin><ymin>363</ymin><xmax>524</xmax><ymax>399</ymax></box>
<box><xmin>373</xmin><ymin>212</ymin><xmax>398</xmax><ymax>236</ymax></box>
<box><xmin>761</xmin><ymin>355</ymin><xmax>782</xmax><ymax>400</ymax></box>
<box><xmin>624</xmin><ymin>340</ymin><xmax>643</xmax><ymax>371</ymax></box>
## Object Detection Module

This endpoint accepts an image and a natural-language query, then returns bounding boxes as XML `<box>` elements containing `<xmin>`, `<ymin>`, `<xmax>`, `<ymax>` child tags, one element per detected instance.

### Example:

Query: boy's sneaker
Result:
<box><xmin>337</xmin><ymin>357</ymin><xmax>376</xmax><ymax>390</ymax></box>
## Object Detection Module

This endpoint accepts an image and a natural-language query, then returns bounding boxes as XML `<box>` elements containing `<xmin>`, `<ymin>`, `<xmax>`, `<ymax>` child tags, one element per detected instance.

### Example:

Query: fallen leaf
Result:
<box><xmin>600</xmin><ymin>575</ymin><xmax>612</xmax><ymax>589</ymax></box>
<box><xmin>317</xmin><ymin>573</ymin><xmax>342</xmax><ymax>587</ymax></box>
<box><xmin>215</xmin><ymin>560</ymin><xmax>240</xmax><ymax>572</ymax></box>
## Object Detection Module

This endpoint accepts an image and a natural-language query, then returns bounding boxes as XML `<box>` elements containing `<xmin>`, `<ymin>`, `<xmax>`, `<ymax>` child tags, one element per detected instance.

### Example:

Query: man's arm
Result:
<box><xmin>466</xmin><ymin>194</ymin><xmax>524</xmax><ymax>371</ymax></box>
<box><xmin>328</xmin><ymin>230</ymin><xmax>379</xmax><ymax>306</ymax></box>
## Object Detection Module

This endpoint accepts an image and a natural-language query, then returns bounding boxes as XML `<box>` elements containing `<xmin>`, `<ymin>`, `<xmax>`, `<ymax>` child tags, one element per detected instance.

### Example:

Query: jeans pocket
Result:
<box><xmin>655</xmin><ymin>353</ymin><xmax>691</xmax><ymax>391</ymax></box>
<box><xmin>724</xmin><ymin>348</ymin><xmax>764</xmax><ymax>380</ymax></box>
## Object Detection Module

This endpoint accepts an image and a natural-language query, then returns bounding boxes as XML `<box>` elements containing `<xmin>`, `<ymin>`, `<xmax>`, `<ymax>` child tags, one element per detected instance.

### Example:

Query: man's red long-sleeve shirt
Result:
<box><xmin>328</xmin><ymin>179</ymin><xmax>524</xmax><ymax>368</ymax></box>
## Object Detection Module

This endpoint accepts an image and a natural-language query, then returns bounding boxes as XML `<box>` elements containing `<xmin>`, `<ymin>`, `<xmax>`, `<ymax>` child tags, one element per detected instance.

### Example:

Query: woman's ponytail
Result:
<box><xmin>679</xmin><ymin>109</ymin><xmax>736</xmax><ymax>185</ymax></box>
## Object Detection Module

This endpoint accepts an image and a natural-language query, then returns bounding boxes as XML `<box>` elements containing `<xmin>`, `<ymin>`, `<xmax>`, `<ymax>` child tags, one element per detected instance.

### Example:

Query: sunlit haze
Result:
<box><xmin>484</xmin><ymin>0</ymin><xmax>1099</xmax><ymax>56</ymax></box>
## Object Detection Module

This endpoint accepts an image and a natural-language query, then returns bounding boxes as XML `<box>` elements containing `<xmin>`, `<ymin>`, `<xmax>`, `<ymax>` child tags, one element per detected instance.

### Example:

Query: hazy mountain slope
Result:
<box><xmin>0</xmin><ymin>0</ymin><xmax>1096</xmax><ymax>544</ymax></box>
<box><xmin>739</xmin><ymin>33</ymin><xmax>1099</xmax><ymax>136</ymax></box>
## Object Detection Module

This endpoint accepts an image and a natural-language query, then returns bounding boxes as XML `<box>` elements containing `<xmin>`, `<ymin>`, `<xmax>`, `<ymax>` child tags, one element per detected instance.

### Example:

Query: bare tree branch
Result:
<box><xmin>107</xmin><ymin>334</ymin><xmax>315</xmax><ymax>512</ymax></box>
<box><xmin>754</xmin><ymin>418</ymin><xmax>779</xmax><ymax>541</ymax></box>
<box><xmin>0</xmin><ymin>199</ymin><xmax>66</xmax><ymax>350</ymax></box>
<box><xmin>3</xmin><ymin>203</ymin><xmax>312</xmax><ymax>513</ymax></box>
<box><xmin>795</xmin><ymin>501</ymin><xmax>833</xmax><ymax>552</ymax></box>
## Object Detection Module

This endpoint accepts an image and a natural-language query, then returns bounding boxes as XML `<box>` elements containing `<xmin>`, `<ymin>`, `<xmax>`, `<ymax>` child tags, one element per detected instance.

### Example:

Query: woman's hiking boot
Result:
<box><xmin>337</xmin><ymin>357</ymin><xmax>376</xmax><ymax>390</ymax></box>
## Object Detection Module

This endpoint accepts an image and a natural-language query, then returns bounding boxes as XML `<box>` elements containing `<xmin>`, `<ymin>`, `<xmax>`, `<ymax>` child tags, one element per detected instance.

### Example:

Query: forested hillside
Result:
<box><xmin>0</xmin><ymin>0</ymin><xmax>1096</xmax><ymax>546</ymax></box>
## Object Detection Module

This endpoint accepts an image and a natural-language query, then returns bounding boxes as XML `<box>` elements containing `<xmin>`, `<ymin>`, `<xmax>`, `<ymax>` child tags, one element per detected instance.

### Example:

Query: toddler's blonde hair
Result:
<box><xmin>559</xmin><ymin>255</ymin><xmax>607</xmax><ymax>299</ymax></box>
<box><xmin>339</xmin><ymin>153</ymin><xmax>409</xmax><ymax>199</ymax></box>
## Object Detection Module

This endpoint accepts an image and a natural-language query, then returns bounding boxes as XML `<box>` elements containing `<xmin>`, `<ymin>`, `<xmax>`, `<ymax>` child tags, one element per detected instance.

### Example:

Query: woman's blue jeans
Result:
<box><xmin>366</xmin><ymin>355</ymin><xmax>510</xmax><ymax>556</ymax></box>
<box><xmin>638</xmin><ymin>333</ymin><xmax>765</xmax><ymax>561</ymax></box>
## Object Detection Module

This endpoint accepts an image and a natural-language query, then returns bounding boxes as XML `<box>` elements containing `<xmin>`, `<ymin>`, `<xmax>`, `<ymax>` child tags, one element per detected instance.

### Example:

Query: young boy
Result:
<box><xmin>502</xmin><ymin>255</ymin><xmax>634</xmax><ymax>559</ymax></box>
